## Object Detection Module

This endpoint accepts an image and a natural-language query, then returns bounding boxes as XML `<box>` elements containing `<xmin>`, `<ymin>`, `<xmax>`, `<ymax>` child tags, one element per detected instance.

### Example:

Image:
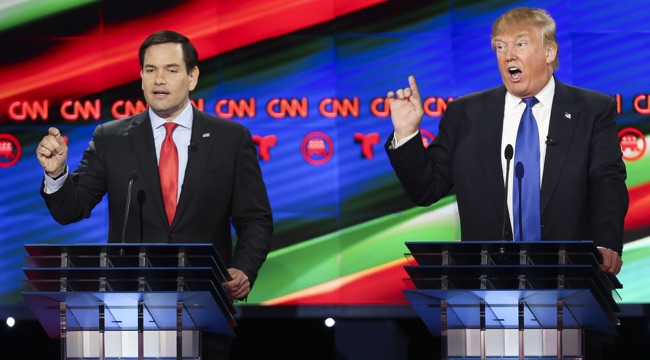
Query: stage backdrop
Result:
<box><xmin>1</xmin><ymin>0</ymin><xmax>649</xmax><ymax>313</ymax></box>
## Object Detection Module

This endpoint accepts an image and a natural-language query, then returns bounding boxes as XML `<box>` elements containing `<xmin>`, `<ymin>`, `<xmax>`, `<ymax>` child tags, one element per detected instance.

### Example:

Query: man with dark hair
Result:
<box><xmin>138</xmin><ymin>30</ymin><xmax>199</xmax><ymax>71</ymax></box>
<box><xmin>385</xmin><ymin>7</ymin><xmax>627</xmax><ymax>276</ymax></box>
<box><xmin>37</xmin><ymin>30</ymin><xmax>273</xmax><ymax>359</ymax></box>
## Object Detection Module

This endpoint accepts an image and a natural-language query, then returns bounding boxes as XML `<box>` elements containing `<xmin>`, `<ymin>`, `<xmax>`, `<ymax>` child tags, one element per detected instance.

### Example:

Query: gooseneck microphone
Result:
<box><xmin>499</xmin><ymin>145</ymin><xmax>514</xmax><ymax>257</ymax></box>
<box><xmin>120</xmin><ymin>171</ymin><xmax>138</xmax><ymax>256</ymax></box>
<box><xmin>502</xmin><ymin>144</ymin><xmax>514</xmax><ymax>241</ymax></box>
<box><xmin>514</xmin><ymin>162</ymin><xmax>525</xmax><ymax>242</ymax></box>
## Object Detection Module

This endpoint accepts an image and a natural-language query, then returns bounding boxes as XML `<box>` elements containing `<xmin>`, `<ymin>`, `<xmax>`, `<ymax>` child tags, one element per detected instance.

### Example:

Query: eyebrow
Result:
<box><xmin>494</xmin><ymin>32</ymin><xmax>532</xmax><ymax>42</ymax></box>
<box><xmin>143</xmin><ymin>63</ymin><xmax>182</xmax><ymax>69</ymax></box>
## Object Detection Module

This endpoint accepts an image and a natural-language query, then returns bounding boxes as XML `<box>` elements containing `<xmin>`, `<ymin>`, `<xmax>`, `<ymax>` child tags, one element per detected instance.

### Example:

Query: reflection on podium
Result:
<box><xmin>22</xmin><ymin>243</ymin><xmax>235</xmax><ymax>360</ymax></box>
<box><xmin>403</xmin><ymin>241</ymin><xmax>622</xmax><ymax>360</ymax></box>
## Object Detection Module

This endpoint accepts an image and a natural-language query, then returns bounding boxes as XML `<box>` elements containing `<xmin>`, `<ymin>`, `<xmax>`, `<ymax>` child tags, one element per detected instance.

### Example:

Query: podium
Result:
<box><xmin>403</xmin><ymin>241</ymin><xmax>622</xmax><ymax>360</ymax></box>
<box><xmin>22</xmin><ymin>243</ymin><xmax>236</xmax><ymax>360</ymax></box>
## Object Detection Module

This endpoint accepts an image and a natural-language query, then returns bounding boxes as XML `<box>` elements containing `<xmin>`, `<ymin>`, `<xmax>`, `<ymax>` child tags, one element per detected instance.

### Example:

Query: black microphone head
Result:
<box><xmin>515</xmin><ymin>161</ymin><xmax>524</xmax><ymax>179</ymax></box>
<box><xmin>137</xmin><ymin>189</ymin><xmax>146</xmax><ymax>204</ymax></box>
<box><xmin>505</xmin><ymin>144</ymin><xmax>514</xmax><ymax>160</ymax></box>
<box><xmin>128</xmin><ymin>171</ymin><xmax>138</xmax><ymax>183</ymax></box>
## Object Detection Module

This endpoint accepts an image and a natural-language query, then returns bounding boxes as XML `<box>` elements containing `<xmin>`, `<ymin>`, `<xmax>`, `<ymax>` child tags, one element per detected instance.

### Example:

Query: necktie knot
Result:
<box><xmin>163</xmin><ymin>122</ymin><xmax>178</xmax><ymax>137</ymax></box>
<box><xmin>522</xmin><ymin>97</ymin><xmax>539</xmax><ymax>109</ymax></box>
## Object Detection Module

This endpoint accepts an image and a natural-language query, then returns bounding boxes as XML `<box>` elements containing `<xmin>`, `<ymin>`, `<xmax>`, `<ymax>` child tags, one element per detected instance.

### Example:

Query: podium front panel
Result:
<box><xmin>22</xmin><ymin>243</ymin><xmax>237</xmax><ymax>341</ymax></box>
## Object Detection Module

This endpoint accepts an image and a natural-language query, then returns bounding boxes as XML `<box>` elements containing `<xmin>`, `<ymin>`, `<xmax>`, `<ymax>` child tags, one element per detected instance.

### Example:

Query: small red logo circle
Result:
<box><xmin>618</xmin><ymin>127</ymin><xmax>646</xmax><ymax>162</ymax></box>
<box><xmin>301</xmin><ymin>131</ymin><xmax>334</xmax><ymax>165</ymax></box>
<box><xmin>0</xmin><ymin>133</ymin><xmax>21</xmax><ymax>168</ymax></box>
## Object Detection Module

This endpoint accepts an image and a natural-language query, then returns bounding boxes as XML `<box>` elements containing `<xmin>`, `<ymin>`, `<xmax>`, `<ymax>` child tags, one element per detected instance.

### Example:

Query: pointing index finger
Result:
<box><xmin>408</xmin><ymin>75</ymin><xmax>421</xmax><ymax>100</ymax></box>
<box><xmin>49</xmin><ymin>127</ymin><xmax>67</xmax><ymax>147</ymax></box>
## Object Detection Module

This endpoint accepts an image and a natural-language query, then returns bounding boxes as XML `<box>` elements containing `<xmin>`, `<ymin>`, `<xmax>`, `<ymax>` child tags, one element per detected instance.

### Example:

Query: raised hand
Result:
<box><xmin>387</xmin><ymin>75</ymin><xmax>425</xmax><ymax>140</ymax></box>
<box><xmin>36</xmin><ymin>127</ymin><xmax>68</xmax><ymax>178</ymax></box>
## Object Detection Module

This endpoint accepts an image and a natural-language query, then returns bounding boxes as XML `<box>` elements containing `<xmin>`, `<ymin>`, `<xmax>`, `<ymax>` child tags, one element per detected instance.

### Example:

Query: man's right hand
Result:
<box><xmin>37</xmin><ymin>127</ymin><xmax>68</xmax><ymax>178</ymax></box>
<box><xmin>387</xmin><ymin>75</ymin><xmax>425</xmax><ymax>140</ymax></box>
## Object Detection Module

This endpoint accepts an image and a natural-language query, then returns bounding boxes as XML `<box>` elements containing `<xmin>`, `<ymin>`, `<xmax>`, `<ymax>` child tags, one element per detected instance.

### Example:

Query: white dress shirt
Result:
<box><xmin>150</xmin><ymin>102</ymin><xmax>193</xmax><ymax>202</ymax></box>
<box><xmin>502</xmin><ymin>77</ymin><xmax>554</xmax><ymax>228</ymax></box>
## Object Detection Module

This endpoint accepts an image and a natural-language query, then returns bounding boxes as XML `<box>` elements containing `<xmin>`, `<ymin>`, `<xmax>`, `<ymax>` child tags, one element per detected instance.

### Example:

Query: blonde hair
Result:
<box><xmin>491</xmin><ymin>8</ymin><xmax>559</xmax><ymax>70</ymax></box>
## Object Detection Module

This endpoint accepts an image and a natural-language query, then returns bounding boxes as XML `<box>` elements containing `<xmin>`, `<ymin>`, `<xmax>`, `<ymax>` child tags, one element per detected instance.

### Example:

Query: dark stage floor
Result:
<box><xmin>2</xmin><ymin>316</ymin><xmax>649</xmax><ymax>359</ymax></box>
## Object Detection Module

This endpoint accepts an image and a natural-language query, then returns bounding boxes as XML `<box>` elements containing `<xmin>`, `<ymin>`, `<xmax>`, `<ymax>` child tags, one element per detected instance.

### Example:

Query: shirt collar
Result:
<box><xmin>505</xmin><ymin>76</ymin><xmax>555</xmax><ymax>110</ymax></box>
<box><xmin>149</xmin><ymin>101</ymin><xmax>193</xmax><ymax>130</ymax></box>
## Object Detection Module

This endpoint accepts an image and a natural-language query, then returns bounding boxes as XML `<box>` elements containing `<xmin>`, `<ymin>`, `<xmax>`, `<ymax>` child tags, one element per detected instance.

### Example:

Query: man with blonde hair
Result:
<box><xmin>385</xmin><ymin>7</ymin><xmax>627</xmax><ymax>276</ymax></box>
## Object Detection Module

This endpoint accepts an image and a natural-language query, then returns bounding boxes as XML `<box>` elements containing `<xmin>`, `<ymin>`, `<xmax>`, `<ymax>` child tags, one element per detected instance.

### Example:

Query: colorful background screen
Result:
<box><xmin>1</xmin><ymin>0</ymin><xmax>649</xmax><ymax>314</ymax></box>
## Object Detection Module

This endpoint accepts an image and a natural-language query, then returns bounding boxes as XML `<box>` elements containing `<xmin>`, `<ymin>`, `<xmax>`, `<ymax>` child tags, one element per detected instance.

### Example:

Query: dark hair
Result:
<box><xmin>138</xmin><ymin>30</ymin><xmax>199</xmax><ymax>74</ymax></box>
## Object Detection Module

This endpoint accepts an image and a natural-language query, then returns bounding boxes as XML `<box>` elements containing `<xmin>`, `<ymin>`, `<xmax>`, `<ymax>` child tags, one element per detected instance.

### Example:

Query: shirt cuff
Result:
<box><xmin>43</xmin><ymin>166</ymin><xmax>68</xmax><ymax>194</ymax></box>
<box><xmin>390</xmin><ymin>130</ymin><xmax>420</xmax><ymax>149</ymax></box>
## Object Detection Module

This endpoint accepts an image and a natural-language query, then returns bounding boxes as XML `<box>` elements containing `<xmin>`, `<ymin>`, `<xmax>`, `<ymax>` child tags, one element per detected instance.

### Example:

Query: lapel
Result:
<box><xmin>477</xmin><ymin>86</ymin><xmax>508</xmax><ymax>210</ymax></box>
<box><xmin>173</xmin><ymin>109</ymin><xmax>216</xmax><ymax>227</ymax></box>
<box><xmin>540</xmin><ymin>78</ymin><xmax>578</xmax><ymax>214</ymax></box>
<box><xmin>128</xmin><ymin>111</ymin><xmax>169</xmax><ymax>225</ymax></box>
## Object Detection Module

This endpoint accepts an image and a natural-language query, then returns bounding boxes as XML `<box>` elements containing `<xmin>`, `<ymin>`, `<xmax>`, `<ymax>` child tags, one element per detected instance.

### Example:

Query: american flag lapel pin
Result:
<box><xmin>565</xmin><ymin>112</ymin><xmax>572</xmax><ymax>119</ymax></box>
<box><xmin>202</xmin><ymin>133</ymin><xmax>210</xmax><ymax>138</ymax></box>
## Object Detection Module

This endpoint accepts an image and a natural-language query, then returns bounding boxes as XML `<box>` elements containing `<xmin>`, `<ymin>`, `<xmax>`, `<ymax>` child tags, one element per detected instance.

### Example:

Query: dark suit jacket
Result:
<box><xmin>42</xmin><ymin>107</ymin><xmax>273</xmax><ymax>286</ymax></box>
<box><xmin>386</xmin><ymin>78</ymin><xmax>628</xmax><ymax>253</ymax></box>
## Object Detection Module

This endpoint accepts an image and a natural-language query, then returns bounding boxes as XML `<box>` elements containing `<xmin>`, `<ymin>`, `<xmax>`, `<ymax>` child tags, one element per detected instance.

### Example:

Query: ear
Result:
<box><xmin>545</xmin><ymin>43</ymin><xmax>558</xmax><ymax>65</ymax></box>
<box><xmin>188</xmin><ymin>66</ymin><xmax>199</xmax><ymax>91</ymax></box>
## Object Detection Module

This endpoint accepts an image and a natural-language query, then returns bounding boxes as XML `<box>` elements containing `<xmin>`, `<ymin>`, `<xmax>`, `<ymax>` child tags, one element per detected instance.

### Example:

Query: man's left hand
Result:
<box><xmin>598</xmin><ymin>247</ymin><xmax>623</xmax><ymax>275</ymax></box>
<box><xmin>224</xmin><ymin>268</ymin><xmax>250</xmax><ymax>300</ymax></box>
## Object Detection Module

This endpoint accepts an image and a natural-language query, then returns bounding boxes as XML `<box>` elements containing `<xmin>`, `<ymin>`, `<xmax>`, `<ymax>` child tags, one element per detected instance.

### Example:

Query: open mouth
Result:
<box><xmin>508</xmin><ymin>67</ymin><xmax>522</xmax><ymax>80</ymax></box>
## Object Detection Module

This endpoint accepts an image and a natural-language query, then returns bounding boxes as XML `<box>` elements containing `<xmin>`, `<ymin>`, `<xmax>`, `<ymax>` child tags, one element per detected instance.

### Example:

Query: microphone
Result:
<box><xmin>120</xmin><ymin>171</ymin><xmax>138</xmax><ymax>255</ymax></box>
<box><xmin>545</xmin><ymin>136</ymin><xmax>557</xmax><ymax>146</ymax></box>
<box><xmin>514</xmin><ymin>162</ymin><xmax>525</xmax><ymax>242</ymax></box>
<box><xmin>501</xmin><ymin>145</ymin><xmax>514</xmax><ymax>245</ymax></box>
<box><xmin>188</xmin><ymin>141</ymin><xmax>198</xmax><ymax>152</ymax></box>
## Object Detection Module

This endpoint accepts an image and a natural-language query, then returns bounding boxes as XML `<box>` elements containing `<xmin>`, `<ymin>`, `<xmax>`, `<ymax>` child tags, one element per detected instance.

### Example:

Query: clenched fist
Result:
<box><xmin>37</xmin><ymin>127</ymin><xmax>68</xmax><ymax>178</ymax></box>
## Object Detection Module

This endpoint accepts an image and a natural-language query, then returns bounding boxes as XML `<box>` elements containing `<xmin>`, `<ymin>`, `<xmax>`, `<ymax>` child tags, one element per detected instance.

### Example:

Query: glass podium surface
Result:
<box><xmin>22</xmin><ymin>243</ymin><xmax>235</xmax><ymax>360</ymax></box>
<box><xmin>403</xmin><ymin>241</ymin><xmax>622</xmax><ymax>360</ymax></box>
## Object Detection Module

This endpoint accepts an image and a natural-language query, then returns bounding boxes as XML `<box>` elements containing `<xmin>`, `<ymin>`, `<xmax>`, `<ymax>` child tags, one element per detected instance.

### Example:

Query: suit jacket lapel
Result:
<box><xmin>477</xmin><ymin>86</ymin><xmax>508</xmax><ymax>212</ymax></box>
<box><xmin>128</xmin><ymin>111</ymin><xmax>169</xmax><ymax>226</ymax></box>
<box><xmin>541</xmin><ymin>79</ymin><xmax>579</xmax><ymax>214</ymax></box>
<box><xmin>173</xmin><ymin>109</ymin><xmax>215</xmax><ymax>227</ymax></box>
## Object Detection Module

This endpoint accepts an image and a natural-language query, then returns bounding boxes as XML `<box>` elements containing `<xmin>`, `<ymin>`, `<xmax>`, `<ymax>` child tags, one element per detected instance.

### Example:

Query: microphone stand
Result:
<box><xmin>120</xmin><ymin>171</ymin><xmax>138</xmax><ymax>256</ymax></box>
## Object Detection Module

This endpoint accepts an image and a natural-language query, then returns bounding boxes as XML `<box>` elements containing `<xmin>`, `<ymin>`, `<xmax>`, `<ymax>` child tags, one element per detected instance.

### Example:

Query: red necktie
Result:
<box><xmin>160</xmin><ymin>122</ymin><xmax>179</xmax><ymax>226</ymax></box>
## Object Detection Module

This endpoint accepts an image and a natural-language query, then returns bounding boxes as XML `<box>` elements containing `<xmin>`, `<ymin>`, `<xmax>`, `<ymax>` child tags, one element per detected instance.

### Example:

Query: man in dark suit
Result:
<box><xmin>385</xmin><ymin>8</ymin><xmax>627</xmax><ymax>276</ymax></box>
<box><xmin>37</xmin><ymin>30</ymin><xmax>272</xmax><ymax>359</ymax></box>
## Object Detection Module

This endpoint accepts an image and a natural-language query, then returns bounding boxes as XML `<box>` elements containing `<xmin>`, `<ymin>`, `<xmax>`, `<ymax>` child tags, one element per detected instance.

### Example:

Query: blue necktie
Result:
<box><xmin>513</xmin><ymin>97</ymin><xmax>541</xmax><ymax>242</ymax></box>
